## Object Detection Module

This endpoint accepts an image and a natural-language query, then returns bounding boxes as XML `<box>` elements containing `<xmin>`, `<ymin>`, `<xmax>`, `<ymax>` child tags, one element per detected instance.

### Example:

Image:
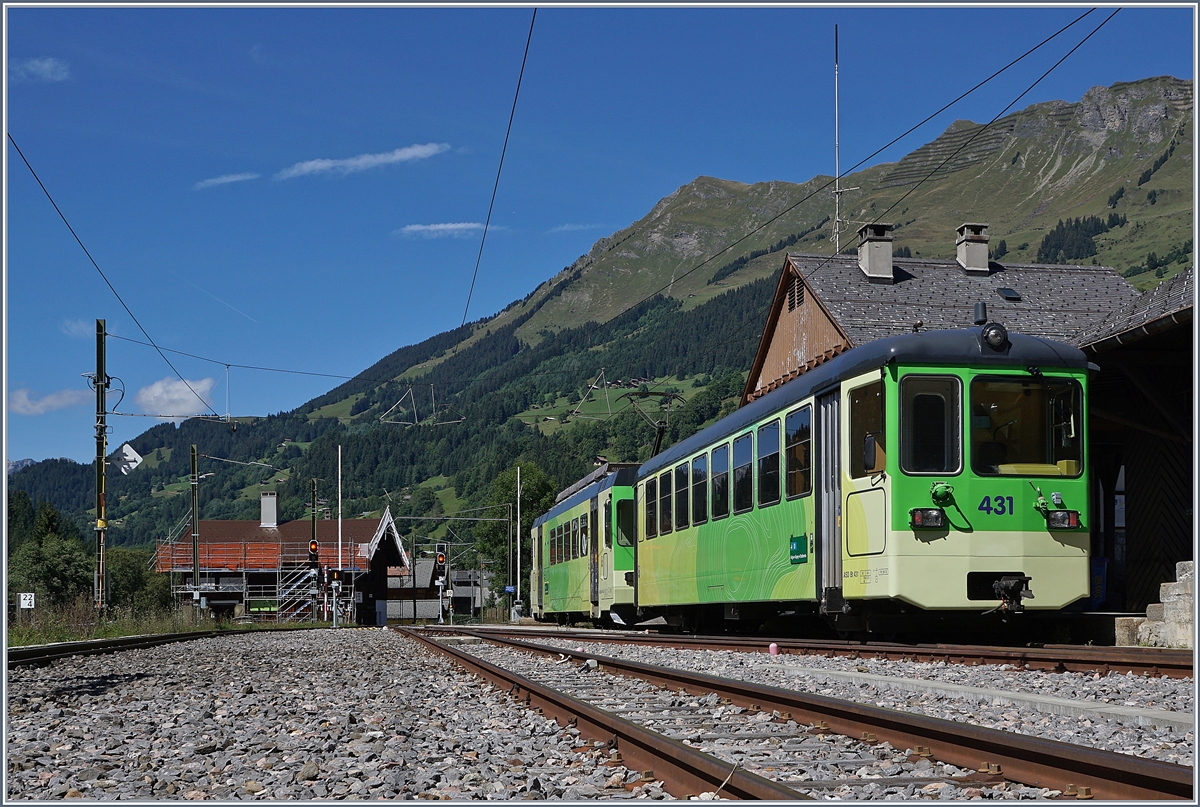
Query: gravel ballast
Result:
<box><xmin>521</xmin><ymin>637</ymin><xmax>1195</xmax><ymax>767</ymax></box>
<box><xmin>6</xmin><ymin>629</ymin><xmax>670</xmax><ymax>801</ymax></box>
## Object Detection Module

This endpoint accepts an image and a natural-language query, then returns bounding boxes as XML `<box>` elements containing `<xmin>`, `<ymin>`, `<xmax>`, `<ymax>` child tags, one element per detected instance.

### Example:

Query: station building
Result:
<box><xmin>744</xmin><ymin>222</ymin><xmax>1193</xmax><ymax>614</ymax></box>
<box><xmin>155</xmin><ymin>491</ymin><xmax>412</xmax><ymax>624</ymax></box>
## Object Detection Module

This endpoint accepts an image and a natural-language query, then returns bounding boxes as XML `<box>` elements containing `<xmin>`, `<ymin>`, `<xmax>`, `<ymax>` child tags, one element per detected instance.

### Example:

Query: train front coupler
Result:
<box><xmin>984</xmin><ymin>575</ymin><xmax>1034</xmax><ymax>615</ymax></box>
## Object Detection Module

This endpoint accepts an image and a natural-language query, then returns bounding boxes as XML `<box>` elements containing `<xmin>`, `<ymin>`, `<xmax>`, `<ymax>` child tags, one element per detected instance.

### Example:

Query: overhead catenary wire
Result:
<box><xmin>105</xmin><ymin>333</ymin><xmax>356</xmax><ymax>380</ymax></box>
<box><xmin>7</xmin><ymin>133</ymin><xmax>220</xmax><ymax>420</ymax></box>
<box><xmin>461</xmin><ymin>8</ymin><xmax>537</xmax><ymax>328</ymax></box>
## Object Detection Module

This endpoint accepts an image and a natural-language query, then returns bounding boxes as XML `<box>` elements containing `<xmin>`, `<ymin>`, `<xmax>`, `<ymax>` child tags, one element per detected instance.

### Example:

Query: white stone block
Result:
<box><xmin>1164</xmin><ymin>600</ymin><xmax>1193</xmax><ymax>624</ymax></box>
<box><xmin>1146</xmin><ymin>603</ymin><xmax>1165</xmax><ymax>621</ymax></box>
<box><xmin>1113</xmin><ymin>617</ymin><xmax>1145</xmax><ymax>646</ymax></box>
<box><xmin>1161</xmin><ymin>579</ymin><xmax>1193</xmax><ymax>602</ymax></box>
<box><xmin>1164</xmin><ymin>621</ymin><xmax>1195</xmax><ymax>649</ymax></box>
<box><xmin>1138</xmin><ymin>620</ymin><xmax>1167</xmax><ymax>647</ymax></box>
<box><xmin>1175</xmin><ymin>561</ymin><xmax>1194</xmax><ymax>584</ymax></box>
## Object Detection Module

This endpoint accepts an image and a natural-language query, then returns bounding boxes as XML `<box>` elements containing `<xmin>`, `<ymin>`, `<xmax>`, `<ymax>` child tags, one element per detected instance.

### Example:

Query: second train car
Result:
<box><xmin>531</xmin><ymin>463</ymin><xmax>639</xmax><ymax>625</ymax></box>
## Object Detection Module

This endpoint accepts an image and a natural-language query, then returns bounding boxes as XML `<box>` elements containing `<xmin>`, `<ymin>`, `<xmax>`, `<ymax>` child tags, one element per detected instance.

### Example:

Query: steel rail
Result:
<box><xmin>439</xmin><ymin>629</ymin><xmax>1193</xmax><ymax>801</ymax></box>
<box><xmin>6</xmin><ymin>627</ymin><xmax>313</xmax><ymax>668</ymax></box>
<box><xmin>437</xmin><ymin>625</ymin><xmax>1193</xmax><ymax>679</ymax></box>
<box><xmin>396</xmin><ymin>628</ymin><xmax>806</xmax><ymax>800</ymax></box>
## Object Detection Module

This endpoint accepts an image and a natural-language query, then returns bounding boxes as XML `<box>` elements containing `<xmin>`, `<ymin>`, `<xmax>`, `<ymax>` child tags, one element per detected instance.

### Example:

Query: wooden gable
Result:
<box><xmin>742</xmin><ymin>256</ymin><xmax>852</xmax><ymax>405</ymax></box>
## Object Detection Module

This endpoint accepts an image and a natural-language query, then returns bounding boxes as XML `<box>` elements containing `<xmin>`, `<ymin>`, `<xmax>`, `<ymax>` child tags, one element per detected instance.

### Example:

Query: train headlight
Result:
<box><xmin>981</xmin><ymin>322</ymin><xmax>1008</xmax><ymax>351</ymax></box>
<box><xmin>910</xmin><ymin>508</ymin><xmax>946</xmax><ymax>529</ymax></box>
<box><xmin>1046</xmin><ymin>509</ymin><xmax>1079</xmax><ymax>529</ymax></box>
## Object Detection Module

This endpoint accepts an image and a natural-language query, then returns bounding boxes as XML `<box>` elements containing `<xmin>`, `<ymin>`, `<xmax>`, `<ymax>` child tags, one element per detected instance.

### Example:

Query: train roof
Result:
<box><xmin>639</xmin><ymin>326</ymin><xmax>1090</xmax><ymax>480</ymax></box>
<box><xmin>533</xmin><ymin>466</ymin><xmax>638</xmax><ymax>527</ymax></box>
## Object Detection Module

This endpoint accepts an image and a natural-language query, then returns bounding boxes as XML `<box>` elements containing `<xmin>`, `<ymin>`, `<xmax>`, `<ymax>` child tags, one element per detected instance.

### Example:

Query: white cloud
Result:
<box><xmin>276</xmin><ymin>142</ymin><xmax>449</xmax><ymax>180</ymax></box>
<box><xmin>396</xmin><ymin>222</ymin><xmax>497</xmax><ymax>239</ymax></box>
<box><xmin>11</xmin><ymin>57</ymin><xmax>70</xmax><ymax>83</ymax></box>
<box><xmin>134</xmin><ymin>377</ymin><xmax>216</xmax><ymax>421</ymax></box>
<box><xmin>548</xmin><ymin>223</ymin><xmax>606</xmax><ymax>234</ymax></box>
<box><xmin>60</xmin><ymin>318</ymin><xmax>94</xmax><ymax>338</ymax></box>
<box><xmin>194</xmin><ymin>172</ymin><xmax>260</xmax><ymax>190</ymax></box>
<box><xmin>9</xmin><ymin>388</ymin><xmax>92</xmax><ymax>416</ymax></box>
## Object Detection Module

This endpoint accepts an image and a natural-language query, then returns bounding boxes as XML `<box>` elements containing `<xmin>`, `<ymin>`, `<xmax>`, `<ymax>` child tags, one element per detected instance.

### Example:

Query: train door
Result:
<box><xmin>535</xmin><ymin>524</ymin><xmax>544</xmax><ymax>614</ymax></box>
<box><xmin>816</xmin><ymin>389</ymin><xmax>846</xmax><ymax>614</ymax></box>
<box><xmin>589</xmin><ymin>497</ymin><xmax>600</xmax><ymax>608</ymax></box>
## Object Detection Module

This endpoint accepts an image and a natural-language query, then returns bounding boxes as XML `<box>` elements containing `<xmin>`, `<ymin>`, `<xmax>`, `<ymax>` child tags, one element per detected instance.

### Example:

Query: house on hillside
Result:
<box><xmin>156</xmin><ymin>491</ymin><xmax>414</xmax><ymax>624</ymax></box>
<box><xmin>743</xmin><ymin>221</ymin><xmax>1191</xmax><ymax>612</ymax></box>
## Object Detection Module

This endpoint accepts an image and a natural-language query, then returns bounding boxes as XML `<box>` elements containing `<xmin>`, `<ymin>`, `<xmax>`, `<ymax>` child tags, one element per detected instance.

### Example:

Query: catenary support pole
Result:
<box><xmin>94</xmin><ymin>320</ymin><xmax>109</xmax><ymax>610</ymax></box>
<box><xmin>337</xmin><ymin>444</ymin><xmax>343</xmax><ymax>572</ymax></box>
<box><xmin>190</xmin><ymin>444</ymin><xmax>199</xmax><ymax>607</ymax></box>
<box><xmin>311</xmin><ymin>478</ymin><xmax>317</xmax><ymax>622</ymax></box>
<box><xmin>516</xmin><ymin>465</ymin><xmax>522</xmax><ymax>612</ymax></box>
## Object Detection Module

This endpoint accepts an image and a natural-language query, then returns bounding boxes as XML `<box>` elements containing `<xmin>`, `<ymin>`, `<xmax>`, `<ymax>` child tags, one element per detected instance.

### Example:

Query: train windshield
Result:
<box><xmin>969</xmin><ymin>376</ymin><xmax>1082</xmax><ymax>477</ymax></box>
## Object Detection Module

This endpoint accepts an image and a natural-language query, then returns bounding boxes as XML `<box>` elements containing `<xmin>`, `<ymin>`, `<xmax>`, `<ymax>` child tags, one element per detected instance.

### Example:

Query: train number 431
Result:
<box><xmin>978</xmin><ymin>495</ymin><xmax>1016</xmax><ymax>515</ymax></box>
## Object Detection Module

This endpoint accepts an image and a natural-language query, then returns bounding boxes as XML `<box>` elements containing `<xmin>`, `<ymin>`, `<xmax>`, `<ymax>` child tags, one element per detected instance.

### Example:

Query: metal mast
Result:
<box><xmin>191</xmin><ymin>445</ymin><xmax>200</xmax><ymax>600</ymax></box>
<box><xmin>94</xmin><ymin>320</ymin><xmax>110</xmax><ymax>610</ymax></box>
<box><xmin>832</xmin><ymin>25</ymin><xmax>857</xmax><ymax>254</ymax></box>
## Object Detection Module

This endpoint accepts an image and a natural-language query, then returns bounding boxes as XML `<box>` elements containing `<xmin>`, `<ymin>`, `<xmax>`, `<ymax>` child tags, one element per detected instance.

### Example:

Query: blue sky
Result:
<box><xmin>5</xmin><ymin>5</ymin><xmax>1195</xmax><ymax>464</ymax></box>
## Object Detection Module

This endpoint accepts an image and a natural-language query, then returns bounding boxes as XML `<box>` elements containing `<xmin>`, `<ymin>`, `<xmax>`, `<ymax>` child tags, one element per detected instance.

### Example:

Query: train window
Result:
<box><xmin>659</xmin><ymin>471</ymin><xmax>673</xmax><ymax>535</ymax></box>
<box><xmin>675</xmin><ymin>464</ymin><xmax>690</xmax><ymax>530</ymax></box>
<box><xmin>758</xmin><ymin>420</ymin><xmax>781</xmax><ymax>507</ymax></box>
<box><xmin>849</xmin><ymin>380</ymin><xmax>886</xmax><ymax>478</ymax></box>
<box><xmin>552</xmin><ymin>525</ymin><xmax>559</xmax><ymax>565</ymax></box>
<box><xmin>901</xmin><ymin>376</ymin><xmax>962</xmax><ymax>474</ymax></box>
<box><xmin>733</xmin><ymin>434</ymin><xmax>754</xmax><ymax>513</ymax></box>
<box><xmin>645</xmin><ymin>480</ymin><xmax>658</xmax><ymax>539</ymax></box>
<box><xmin>970</xmin><ymin>376</ymin><xmax>1083</xmax><ymax>477</ymax></box>
<box><xmin>581</xmin><ymin>514</ymin><xmax>590</xmax><ymax>557</ymax></box>
<box><xmin>691</xmin><ymin>455</ymin><xmax>708</xmax><ymax>524</ymax></box>
<box><xmin>604</xmin><ymin>501</ymin><xmax>612</xmax><ymax>549</ymax></box>
<box><xmin>711</xmin><ymin>444</ymin><xmax>730</xmax><ymax>519</ymax></box>
<box><xmin>616</xmin><ymin>499</ymin><xmax>636</xmax><ymax>547</ymax></box>
<box><xmin>785</xmin><ymin>405</ymin><xmax>812</xmax><ymax>498</ymax></box>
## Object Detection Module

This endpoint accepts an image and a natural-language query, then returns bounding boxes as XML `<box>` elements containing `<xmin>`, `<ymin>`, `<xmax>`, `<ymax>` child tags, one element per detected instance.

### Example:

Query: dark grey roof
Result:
<box><xmin>789</xmin><ymin>253</ymin><xmax>1140</xmax><ymax>347</ymax></box>
<box><xmin>642</xmin><ymin>327</ymin><xmax>1089</xmax><ymax>480</ymax></box>
<box><xmin>1076</xmin><ymin>268</ymin><xmax>1194</xmax><ymax>349</ymax></box>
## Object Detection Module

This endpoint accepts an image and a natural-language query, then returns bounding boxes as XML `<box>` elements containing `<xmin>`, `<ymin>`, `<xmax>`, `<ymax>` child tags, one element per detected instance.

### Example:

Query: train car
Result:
<box><xmin>531</xmin><ymin>463</ymin><xmax>639</xmax><ymax>625</ymax></box>
<box><xmin>633</xmin><ymin>323</ymin><xmax>1093</xmax><ymax>635</ymax></box>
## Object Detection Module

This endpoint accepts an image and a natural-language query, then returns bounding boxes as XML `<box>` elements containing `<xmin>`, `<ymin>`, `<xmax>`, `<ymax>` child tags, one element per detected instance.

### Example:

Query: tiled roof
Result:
<box><xmin>788</xmin><ymin>252</ymin><xmax>1140</xmax><ymax>347</ymax></box>
<box><xmin>1076</xmin><ymin>268</ymin><xmax>1194</xmax><ymax>349</ymax></box>
<box><xmin>183</xmin><ymin>518</ymin><xmax>382</xmax><ymax>547</ymax></box>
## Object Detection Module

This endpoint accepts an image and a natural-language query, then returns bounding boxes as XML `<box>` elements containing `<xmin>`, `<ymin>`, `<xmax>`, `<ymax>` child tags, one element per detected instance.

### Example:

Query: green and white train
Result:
<box><xmin>532</xmin><ymin>323</ymin><xmax>1092</xmax><ymax>634</ymax></box>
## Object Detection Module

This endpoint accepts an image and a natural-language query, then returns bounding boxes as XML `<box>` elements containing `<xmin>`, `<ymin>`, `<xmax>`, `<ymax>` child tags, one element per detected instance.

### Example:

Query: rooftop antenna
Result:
<box><xmin>831</xmin><ymin>24</ymin><xmax>858</xmax><ymax>255</ymax></box>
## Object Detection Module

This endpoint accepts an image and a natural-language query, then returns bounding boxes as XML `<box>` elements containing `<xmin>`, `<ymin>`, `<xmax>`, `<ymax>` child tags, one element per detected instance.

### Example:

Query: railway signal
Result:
<box><xmin>308</xmin><ymin>539</ymin><xmax>320</xmax><ymax>568</ymax></box>
<box><xmin>435</xmin><ymin>543</ymin><xmax>448</xmax><ymax>568</ymax></box>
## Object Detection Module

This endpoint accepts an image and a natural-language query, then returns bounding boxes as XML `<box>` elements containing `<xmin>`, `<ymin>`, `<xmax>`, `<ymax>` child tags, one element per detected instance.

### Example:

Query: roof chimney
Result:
<box><xmin>857</xmin><ymin>222</ymin><xmax>894</xmax><ymax>284</ymax></box>
<box><xmin>260</xmin><ymin>491</ymin><xmax>278</xmax><ymax>528</ymax></box>
<box><xmin>956</xmin><ymin>222</ymin><xmax>990</xmax><ymax>274</ymax></box>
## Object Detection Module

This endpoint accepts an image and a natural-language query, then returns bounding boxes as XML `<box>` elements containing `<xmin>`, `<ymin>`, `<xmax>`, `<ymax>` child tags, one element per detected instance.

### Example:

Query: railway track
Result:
<box><xmin>436</xmin><ymin>624</ymin><xmax>1194</xmax><ymax>678</ymax></box>
<box><xmin>6</xmin><ymin>630</ymin><xmax>227</xmax><ymax>668</ymax></box>
<box><xmin>411</xmin><ymin>627</ymin><xmax>1193</xmax><ymax>800</ymax></box>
